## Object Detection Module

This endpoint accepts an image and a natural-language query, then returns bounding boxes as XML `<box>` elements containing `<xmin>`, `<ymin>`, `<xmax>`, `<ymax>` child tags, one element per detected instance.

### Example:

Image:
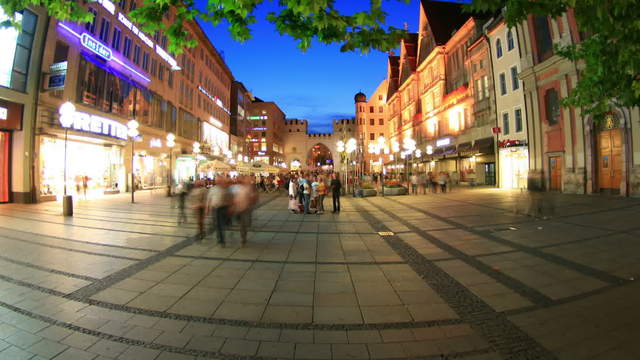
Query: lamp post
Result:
<box><xmin>403</xmin><ymin>138</ymin><xmax>416</xmax><ymax>191</ymax></box>
<box><xmin>345</xmin><ymin>138</ymin><xmax>357</xmax><ymax>196</ymax></box>
<box><xmin>127</xmin><ymin>120</ymin><xmax>140</xmax><ymax>203</ymax></box>
<box><xmin>166</xmin><ymin>133</ymin><xmax>175</xmax><ymax>196</ymax></box>
<box><xmin>193</xmin><ymin>141</ymin><xmax>201</xmax><ymax>180</ymax></box>
<box><xmin>59</xmin><ymin>102</ymin><xmax>76</xmax><ymax>216</ymax></box>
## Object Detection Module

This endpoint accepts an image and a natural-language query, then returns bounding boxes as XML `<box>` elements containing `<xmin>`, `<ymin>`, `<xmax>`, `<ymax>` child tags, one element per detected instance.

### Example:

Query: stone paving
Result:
<box><xmin>0</xmin><ymin>188</ymin><xmax>639</xmax><ymax>359</ymax></box>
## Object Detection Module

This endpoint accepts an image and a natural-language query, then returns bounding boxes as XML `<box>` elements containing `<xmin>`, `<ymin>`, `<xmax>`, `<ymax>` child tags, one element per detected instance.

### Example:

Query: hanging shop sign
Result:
<box><xmin>0</xmin><ymin>101</ymin><xmax>23</xmax><ymax>130</ymax></box>
<box><xmin>198</xmin><ymin>86</ymin><xmax>230</xmax><ymax>115</ymax></box>
<box><xmin>498</xmin><ymin>139</ymin><xmax>527</xmax><ymax>148</ymax></box>
<box><xmin>47</xmin><ymin>61</ymin><xmax>67</xmax><ymax>90</ymax></box>
<box><xmin>58</xmin><ymin>107</ymin><xmax>127</xmax><ymax>140</ymax></box>
<box><xmin>149</xmin><ymin>138</ymin><xmax>162</xmax><ymax>148</ymax></box>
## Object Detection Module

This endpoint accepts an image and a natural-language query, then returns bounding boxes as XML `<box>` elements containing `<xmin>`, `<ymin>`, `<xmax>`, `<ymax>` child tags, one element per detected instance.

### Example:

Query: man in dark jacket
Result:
<box><xmin>330</xmin><ymin>173</ymin><xmax>342</xmax><ymax>213</ymax></box>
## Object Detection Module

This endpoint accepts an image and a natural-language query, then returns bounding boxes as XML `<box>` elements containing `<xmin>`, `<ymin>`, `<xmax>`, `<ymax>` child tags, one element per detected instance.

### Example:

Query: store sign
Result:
<box><xmin>209</xmin><ymin>117</ymin><xmax>223</xmax><ymax>128</ymax></box>
<box><xmin>0</xmin><ymin>107</ymin><xmax>6</xmax><ymax>120</ymax></box>
<box><xmin>248</xmin><ymin>115</ymin><xmax>268</xmax><ymax>120</ymax></box>
<box><xmin>498</xmin><ymin>139</ymin><xmax>526</xmax><ymax>148</ymax></box>
<box><xmin>492</xmin><ymin>127</ymin><xmax>501</xmax><ymax>134</ymax></box>
<box><xmin>59</xmin><ymin>110</ymin><xmax>127</xmax><ymax>140</ymax></box>
<box><xmin>436</xmin><ymin>138</ymin><xmax>451</xmax><ymax>147</ymax></box>
<box><xmin>117</xmin><ymin>13</ymin><xmax>153</xmax><ymax>49</ymax></box>
<box><xmin>0</xmin><ymin>102</ymin><xmax>23</xmax><ymax>130</ymax></box>
<box><xmin>96</xmin><ymin>0</ymin><xmax>116</xmax><ymax>14</ymax></box>
<box><xmin>149</xmin><ymin>138</ymin><xmax>162</xmax><ymax>148</ymax></box>
<box><xmin>250</xmin><ymin>127</ymin><xmax>267</xmax><ymax>131</ymax></box>
<box><xmin>81</xmin><ymin>33</ymin><xmax>112</xmax><ymax>61</ymax></box>
<box><xmin>198</xmin><ymin>86</ymin><xmax>230</xmax><ymax>114</ymax></box>
<box><xmin>48</xmin><ymin>61</ymin><xmax>68</xmax><ymax>90</ymax></box>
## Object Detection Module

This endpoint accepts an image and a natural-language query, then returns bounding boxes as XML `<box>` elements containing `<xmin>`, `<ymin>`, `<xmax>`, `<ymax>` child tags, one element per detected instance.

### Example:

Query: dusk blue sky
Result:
<box><xmin>198</xmin><ymin>0</ymin><xmax>421</xmax><ymax>133</ymax></box>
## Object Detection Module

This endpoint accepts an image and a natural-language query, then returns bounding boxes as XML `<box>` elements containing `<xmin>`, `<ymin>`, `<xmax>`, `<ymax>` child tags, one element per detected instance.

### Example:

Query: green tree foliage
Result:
<box><xmin>467</xmin><ymin>0</ymin><xmax>640</xmax><ymax>122</ymax></box>
<box><xmin>0</xmin><ymin>0</ymin><xmax>408</xmax><ymax>54</ymax></box>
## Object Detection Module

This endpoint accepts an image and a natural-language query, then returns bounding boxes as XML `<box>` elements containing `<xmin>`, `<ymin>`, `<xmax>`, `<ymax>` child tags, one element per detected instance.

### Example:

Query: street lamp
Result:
<box><xmin>127</xmin><ymin>120</ymin><xmax>139</xmax><ymax>203</ymax></box>
<box><xmin>59</xmin><ymin>102</ymin><xmax>76</xmax><ymax>216</ymax></box>
<box><xmin>403</xmin><ymin>138</ymin><xmax>416</xmax><ymax>190</ymax></box>
<box><xmin>193</xmin><ymin>141</ymin><xmax>201</xmax><ymax>180</ymax></box>
<box><xmin>166</xmin><ymin>133</ymin><xmax>175</xmax><ymax>196</ymax></box>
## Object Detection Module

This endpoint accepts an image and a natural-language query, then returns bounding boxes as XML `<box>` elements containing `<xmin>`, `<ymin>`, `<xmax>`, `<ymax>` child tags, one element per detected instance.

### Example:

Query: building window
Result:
<box><xmin>85</xmin><ymin>8</ymin><xmax>98</xmax><ymax>34</ymax></box>
<box><xmin>499</xmin><ymin>73</ymin><xmax>507</xmax><ymax>95</ymax></box>
<box><xmin>111</xmin><ymin>27</ymin><xmax>121</xmax><ymax>51</ymax></box>
<box><xmin>502</xmin><ymin>112</ymin><xmax>510</xmax><ymax>135</ymax></box>
<box><xmin>119</xmin><ymin>0</ymin><xmax>127</xmax><ymax>10</ymax></box>
<box><xmin>515</xmin><ymin>108</ymin><xmax>523</xmax><ymax>132</ymax></box>
<box><xmin>483</xmin><ymin>76</ymin><xmax>490</xmax><ymax>98</ymax></box>
<box><xmin>378</xmin><ymin>106</ymin><xmax>383</xmax><ymax>113</ymax></box>
<box><xmin>99</xmin><ymin>18</ymin><xmax>110</xmax><ymax>42</ymax></box>
<box><xmin>122</xmin><ymin>36</ymin><xmax>132</xmax><ymax>58</ymax></box>
<box><xmin>379</xmin><ymin>118</ymin><xmax>384</xmax><ymax>125</ymax></box>
<box><xmin>133</xmin><ymin>45</ymin><xmax>141</xmax><ymax>64</ymax></box>
<box><xmin>507</xmin><ymin>29</ymin><xmax>515</xmax><ymax>51</ymax></box>
<box><xmin>544</xmin><ymin>88</ymin><xmax>560</xmax><ymax>125</ymax></box>
<box><xmin>378</xmin><ymin>95</ymin><xmax>382</xmax><ymax>100</ymax></box>
<box><xmin>510</xmin><ymin>66</ymin><xmax>519</xmax><ymax>90</ymax></box>
<box><xmin>158</xmin><ymin>65</ymin><xmax>164</xmax><ymax>81</ymax></box>
<box><xmin>475</xmin><ymin>79</ymin><xmax>483</xmax><ymax>100</ymax></box>
<box><xmin>142</xmin><ymin>52</ymin><xmax>149</xmax><ymax>71</ymax></box>
<box><xmin>534</xmin><ymin>16</ymin><xmax>554</xmax><ymax>63</ymax></box>
<box><xmin>369</xmin><ymin>118</ymin><xmax>375</xmax><ymax>126</ymax></box>
<box><xmin>2</xmin><ymin>9</ymin><xmax>37</xmax><ymax>92</ymax></box>
<box><xmin>369</xmin><ymin>106</ymin><xmax>374</xmax><ymax>113</ymax></box>
<box><xmin>129</xmin><ymin>0</ymin><xmax>137</xmax><ymax>11</ymax></box>
<box><xmin>168</xmin><ymin>70</ymin><xmax>173</xmax><ymax>88</ymax></box>
<box><xmin>370</xmin><ymin>133</ymin><xmax>375</xmax><ymax>140</ymax></box>
<box><xmin>495</xmin><ymin>38</ymin><xmax>503</xmax><ymax>58</ymax></box>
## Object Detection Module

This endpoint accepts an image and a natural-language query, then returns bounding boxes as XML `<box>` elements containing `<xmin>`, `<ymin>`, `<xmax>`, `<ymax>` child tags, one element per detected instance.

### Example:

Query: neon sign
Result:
<box><xmin>116</xmin><ymin>11</ymin><xmax>178</xmax><ymax>69</ymax></box>
<box><xmin>81</xmin><ymin>33</ymin><xmax>112</xmax><ymax>61</ymax></box>
<box><xmin>248</xmin><ymin>116</ymin><xmax>268</xmax><ymax>120</ymax></box>
<box><xmin>59</xmin><ymin>108</ymin><xmax>128</xmax><ymax>140</ymax></box>
<box><xmin>198</xmin><ymin>86</ymin><xmax>230</xmax><ymax>114</ymax></box>
<box><xmin>436</xmin><ymin>138</ymin><xmax>451</xmax><ymax>147</ymax></box>
<box><xmin>96</xmin><ymin>0</ymin><xmax>116</xmax><ymax>15</ymax></box>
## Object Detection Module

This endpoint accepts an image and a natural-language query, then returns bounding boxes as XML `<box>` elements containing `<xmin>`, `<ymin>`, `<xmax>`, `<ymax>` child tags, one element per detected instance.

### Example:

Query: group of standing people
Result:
<box><xmin>287</xmin><ymin>173</ymin><xmax>342</xmax><ymax>214</ymax></box>
<box><xmin>176</xmin><ymin>176</ymin><xmax>258</xmax><ymax>247</ymax></box>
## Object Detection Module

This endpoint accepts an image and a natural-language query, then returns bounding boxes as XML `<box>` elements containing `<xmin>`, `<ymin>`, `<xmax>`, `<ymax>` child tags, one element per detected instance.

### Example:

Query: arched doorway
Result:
<box><xmin>595</xmin><ymin>113</ymin><xmax>623</xmax><ymax>194</ymax></box>
<box><xmin>307</xmin><ymin>143</ymin><xmax>334</xmax><ymax>171</ymax></box>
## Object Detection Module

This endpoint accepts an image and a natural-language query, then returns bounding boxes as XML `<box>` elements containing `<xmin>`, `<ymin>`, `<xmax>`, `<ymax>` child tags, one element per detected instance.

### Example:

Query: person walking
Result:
<box><xmin>310</xmin><ymin>176</ymin><xmax>320</xmax><ymax>214</ymax></box>
<box><xmin>189</xmin><ymin>181</ymin><xmax>207</xmax><ymax>240</ymax></box>
<box><xmin>207</xmin><ymin>177</ymin><xmax>231</xmax><ymax>247</ymax></box>
<box><xmin>330</xmin><ymin>173</ymin><xmax>342</xmax><ymax>213</ymax></box>
<box><xmin>317</xmin><ymin>176</ymin><xmax>327</xmax><ymax>214</ymax></box>
<box><xmin>419</xmin><ymin>172</ymin><xmax>428</xmax><ymax>195</ymax></box>
<box><xmin>438</xmin><ymin>171</ymin><xmax>447</xmax><ymax>193</ymax></box>
<box><xmin>176</xmin><ymin>182</ymin><xmax>188</xmax><ymax>224</ymax></box>
<box><xmin>410</xmin><ymin>173</ymin><xmax>418</xmax><ymax>195</ymax></box>
<box><xmin>302</xmin><ymin>177</ymin><xmax>311</xmax><ymax>214</ymax></box>
<box><xmin>231</xmin><ymin>176</ymin><xmax>258</xmax><ymax>246</ymax></box>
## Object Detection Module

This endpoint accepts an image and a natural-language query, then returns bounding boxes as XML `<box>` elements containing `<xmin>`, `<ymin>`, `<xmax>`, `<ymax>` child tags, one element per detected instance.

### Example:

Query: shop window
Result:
<box><xmin>499</xmin><ymin>73</ymin><xmax>507</xmax><ymax>95</ymax></box>
<box><xmin>534</xmin><ymin>16</ymin><xmax>554</xmax><ymax>63</ymax></box>
<box><xmin>507</xmin><ymin>29</ymin><xmax>515</xmax><ymax>51</ymax></box>
<box><xmin>515</xmin><ymin>108</ymin><xmax>523</xmax><ymax>132</ymax></box>
<box><xmin>111</xmin><ymin>27</ymin><xmax>121</xmax><ymax>51</ymax></box>
<box><xmin>85</xmin><ymin>8</ymin><xmax>98</xmax><ymax>34</ymax></box>
<box><xmin>502</xmin><ymin>112</ymin><xmax>510</xmax><ymax>135</ymax></box>
<box><xmin>122</xmin><ymin>36</ymin><xmax>132</xmax><ymax>58</ymax></box>
<box><xmin>544</xmin><ymin>88</ymin><xmax>560</xmax><ymax>125</ymax></box>
<box><xmin>99</xmin><ymin>18</ymin><xmax>110</xmax><ymax>42</ymax></box>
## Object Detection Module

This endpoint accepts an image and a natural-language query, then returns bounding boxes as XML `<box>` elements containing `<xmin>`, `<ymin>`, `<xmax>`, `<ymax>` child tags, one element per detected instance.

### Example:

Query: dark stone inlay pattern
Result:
<box><xmin>363</xmin><ymin>198</ymin><xmax>553</xmax><ymax>307</ymax></box>
<box><xmin>387</xmin><ymin>197</ymin><xmax>629</xmax><ymax>285</ymax></box>
<box><xmin>173</xmin><ymin>254</ymin><xmax>406</xmax><ymax>266</ymax></box>
<box><xmin>353</xmin><ymin>200</ymin><xmax>557</xmax><ymax>359</ymax></box>
<box><xmin>0</xmin><ymin>254</ymin><xmax>100</xmax><ymax>282</ymax></box>
<box><xmin>0</xmin><ymin>299</ymin><xmax>494</xmax><ymax>360</ymax></box>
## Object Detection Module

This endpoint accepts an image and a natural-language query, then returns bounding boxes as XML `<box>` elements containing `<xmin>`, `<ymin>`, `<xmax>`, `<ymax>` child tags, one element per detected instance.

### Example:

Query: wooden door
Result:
<box><xmin>549</xmin><ymin>156</ymin><xmax>562</xmax><ymax>191</ymax></box>
<box><xmin>597</xmin><ymin>129</ymin><xmax>622</xmax><ymax>192</ymax></box>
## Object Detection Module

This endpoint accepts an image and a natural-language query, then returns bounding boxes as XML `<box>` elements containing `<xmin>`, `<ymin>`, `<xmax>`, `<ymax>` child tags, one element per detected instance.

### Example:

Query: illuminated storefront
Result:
<box><xmin>133</xmin><ymin>152</ymin><xmax>167</xmax><ymax>189</ymax></box>
<box><xmin>0</xmin><ymin>131</ymin><xmax>9</xmax><ymax>203</ymax></box>
<box><xmin>499</xmin><ymin>141</ymin><xmax>528</xmax><ymax>189</ymax></box>
<box><xmin>38</xmin><ymin>136</ymin><xmax>124</xmax><ymax>200</ymax></box>
<box><xmin>202</xmin><ymin>121</ymin><xmax>229</xmax><ymax>155</ymax></box>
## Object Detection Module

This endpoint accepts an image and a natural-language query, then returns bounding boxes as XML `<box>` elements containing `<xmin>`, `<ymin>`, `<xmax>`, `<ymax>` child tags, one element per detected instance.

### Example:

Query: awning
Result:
<box><xmin>457</xmin><ymin>142</ymin><xmax>479</xmax><ymax>157</ymax></box>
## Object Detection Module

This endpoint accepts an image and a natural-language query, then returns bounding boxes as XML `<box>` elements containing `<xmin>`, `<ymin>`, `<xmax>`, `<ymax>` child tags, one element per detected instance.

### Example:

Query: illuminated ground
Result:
<box><xmin>0</xmin><ymin>188</ymin><xmax>638</xmax><ymax>359</ymax></box>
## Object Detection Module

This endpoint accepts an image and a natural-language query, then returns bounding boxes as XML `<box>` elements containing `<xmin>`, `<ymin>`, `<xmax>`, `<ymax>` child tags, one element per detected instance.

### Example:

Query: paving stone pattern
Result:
<box><xmin>0</xmin><ymin>188</ymin><xmax>639</xmax><ymax>359</ymax></box>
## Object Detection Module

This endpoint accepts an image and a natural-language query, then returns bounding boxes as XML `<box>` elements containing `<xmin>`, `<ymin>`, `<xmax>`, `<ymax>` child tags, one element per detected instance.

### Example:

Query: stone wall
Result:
<box><xmin>563</xmin><ymin>168</ymin><xmax>586</xmax><ymax>194</ymax></box>
<box><xmin>630</xmin><ymin>165</ymin><xmax>640</xmax><ymax>197</ymax></box>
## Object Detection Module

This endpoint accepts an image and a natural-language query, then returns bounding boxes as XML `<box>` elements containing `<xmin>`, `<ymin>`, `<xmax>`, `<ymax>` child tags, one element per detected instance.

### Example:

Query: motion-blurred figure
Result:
<box><xmin>189</xmin><ymin>181</ymin><xmax>207</xmax><ymax>240</ymax></box>
<box><xmin>207</xmin><ymin>177</ymin><xmax>231</xmax><ymax>247</ymax></box>
<box><xmin>231</xmin><ymin>176</ymin><xmax>258</xmax><ymax>246</ymax></box>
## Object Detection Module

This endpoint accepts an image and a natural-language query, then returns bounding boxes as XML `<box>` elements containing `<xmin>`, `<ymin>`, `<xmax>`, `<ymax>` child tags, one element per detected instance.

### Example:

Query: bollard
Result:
<box><xmin>62</xmin><ymin>195</ymin><xmax>73</xmax><ymax>216</ymax></box>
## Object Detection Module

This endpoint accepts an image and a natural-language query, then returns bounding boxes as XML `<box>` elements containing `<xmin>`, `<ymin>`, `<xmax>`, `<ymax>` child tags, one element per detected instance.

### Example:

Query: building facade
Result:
<box><xmin>246</xmin><ymin>99</ymin><xmax>285</xmax><ymax>166</ymax></box>
<box><xmin>35</xmin><ymin>0</ymin><xmax>233</xmax><ymax>201</ymax></box>
<box><xmin>0</xmin><ymin>6</ymin><xmax>49</xmax><ymax>203</ymax></box>
<box><xmin>230</xmin><ymin>81</ymin><xmax>251</xmax><ymax>157</ymax></box>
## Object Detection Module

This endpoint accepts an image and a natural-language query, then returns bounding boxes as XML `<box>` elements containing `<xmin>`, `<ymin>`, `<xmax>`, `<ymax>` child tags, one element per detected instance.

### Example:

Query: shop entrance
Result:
<box><xmin>484</xmin><ymin>162</ymin><xmax>496</xmax><ymax>186</ymax></box>
<box><xmin>549</xmin><ymin>156</ymin><xmax>562</xmax><ymax>191</ymax></box>
<box><xmin>596</xmin><ymin>129</ymin><xmax>622</xmax><ymax>193</ymax></box>
<box><xmin>0</xmin><ymin>131</ymin><xmax>9</xmax><ymax>203</ymax></box>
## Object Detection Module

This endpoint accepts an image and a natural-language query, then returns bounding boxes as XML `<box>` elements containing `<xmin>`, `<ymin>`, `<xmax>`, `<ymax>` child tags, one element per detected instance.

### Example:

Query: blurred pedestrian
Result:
<box><xmin>176</xmin><ymin>182</ymin><xmax>188</xmax><ymax>224</ymax></box>
<box><xmin>330</xmin><ymin>173</ymin><xmax>342</xmax><ymax>213</ymax></box>
<box><xmin>231</xmin><ymin>176</ymin><xmax>258</xmax><ymax>246</ymax></box>
<box><xmin>311</xmin><ymin>176</ymin><xmax>320</xmax><ymax>214</ymax></box>
<box><xmin>207</xmin><ymin>177</ymin><xmax>231</xmax><ymax>247</ymax></box>
<box><xmin>317</xmin><ymin>176</ymin><xmax>327</xmax><ymax>214</ymax></box>
<box><xmin>438</xmin><ymin>172</ymin><xmax>447</xmax><ymax>193</ymax></box>
<box><xmin>410</xmin><ymin>173</ymin><xmax>418</xmax><ymax>195</ymax></box>
<box><xmin>189</xmin><ymin>181</ymin><xmax>207</xmax><ymax>240</ymax></box>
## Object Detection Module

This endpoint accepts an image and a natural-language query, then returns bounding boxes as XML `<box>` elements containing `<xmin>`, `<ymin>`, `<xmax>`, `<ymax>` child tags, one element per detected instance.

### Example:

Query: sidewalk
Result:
<box><xmin>0</xmin><ymin>188</ymin><xmax>638</xmax><ymax>359</ymax></box>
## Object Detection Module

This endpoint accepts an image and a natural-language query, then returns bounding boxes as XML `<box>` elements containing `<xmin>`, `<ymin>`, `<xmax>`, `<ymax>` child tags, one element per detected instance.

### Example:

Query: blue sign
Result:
<box><xmin>81</xmin><ymin>33</ymin><xmax>112</xmax><ymax>61</ymax></box>
<box><xmin>48</xmin><ymin>73</ymin><xmax>66</xmax><ymax>89</ymax></box>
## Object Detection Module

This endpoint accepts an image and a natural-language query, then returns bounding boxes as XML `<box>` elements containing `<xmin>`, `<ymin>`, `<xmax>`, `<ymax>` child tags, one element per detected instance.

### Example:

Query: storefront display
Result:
<box><xmin>0</xmin><ymin>131</ymin><xmax>9</xmax><ymax>202</ymax></box>
<box><xmin>499</xmin><ymin>147</ymin><xmax>529</xmax><ymax>189</ymax></box>
<box><xmin>175</xmin><ymin>156</ymin><xmax>197</xmax><ymax>182</ymax></box>
<box><xmin>39</xmin><ymin>137</ymin><xmax>124</xmax><ymax>200</ymax></box>
<box><xmin>133</xmin><ymin>153</ymin><xmax>167</xmax><ymax>189</ymax></box>
<box><xmin>202</xmin><ymin>121</ymin><xmax>229</xmax><ymax>155</ymax></box>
